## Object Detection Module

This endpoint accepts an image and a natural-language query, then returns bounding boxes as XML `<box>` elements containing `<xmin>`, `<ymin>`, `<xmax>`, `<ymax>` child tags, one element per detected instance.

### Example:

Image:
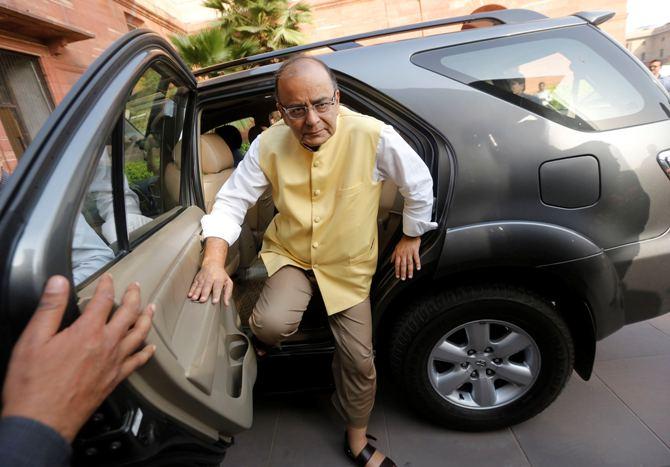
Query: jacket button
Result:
<box><xmin>314</xmin><ymin>216</ymin><xmax>321</xmax><ymax>223</ymax></box>
<box><xmin>313</xmin><ymin>264</ymin><xmax>319</xmax><ymax>269</ymax></box>
<box><xmin>313</xmin><ymin>160</ymin><xmax>320</xmax><ymax>167</ymax></box>
<box><xmin>312</xmin><ymin>242</ymin><xmax>319</xmax><ymax>248</ymax></box>
<box><xmin>313</xmin><ymin>189</ymin><xmax>320</xmax><ymax>197</ymax></box>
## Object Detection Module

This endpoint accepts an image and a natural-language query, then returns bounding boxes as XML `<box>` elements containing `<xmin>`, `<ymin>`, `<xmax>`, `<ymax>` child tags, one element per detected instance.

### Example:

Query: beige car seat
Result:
<box><xmin>166</xmin><ymin>134</ymin><xmax>239</xmax><ymax>274</ymax></box>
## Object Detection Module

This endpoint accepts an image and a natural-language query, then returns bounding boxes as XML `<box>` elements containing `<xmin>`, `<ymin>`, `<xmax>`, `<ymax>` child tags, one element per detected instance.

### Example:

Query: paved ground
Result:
<box><xmin>225</xmin><ymin>313</ymin><xmax>670</xmax><ymax>467</ymax></box>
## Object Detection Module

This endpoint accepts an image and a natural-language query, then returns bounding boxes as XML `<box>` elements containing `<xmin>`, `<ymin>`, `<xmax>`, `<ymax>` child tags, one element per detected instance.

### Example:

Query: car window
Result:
<box><xmin>72</xmin><ymin>143</ymin><xmax>118</xmax><ymax>285</ymax></box>
<box><xmin>123</xmin><ymin>65</ymin><xmax>189</xmax><ymax>241</ymax></box>
<box><xmin>412</xmin><ymin>26</ymin><xmax>670</xmax><ymax>132</ymax></box>
<box><xmin>71</xmin><ymin>64</ymin><xmax>190</xmax><ymax>285</ymax></box>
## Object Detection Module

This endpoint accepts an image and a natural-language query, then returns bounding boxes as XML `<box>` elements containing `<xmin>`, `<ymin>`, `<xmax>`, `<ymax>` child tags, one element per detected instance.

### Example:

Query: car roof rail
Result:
<box><xmin>571</xmin><ymin>10</ymin><xmax>615</xmax><ymax>26</ymax></box>
<box><xmin>193</xmin><ymin>8</ymin><xmax>547</xmax><ymax>77</ymax></box>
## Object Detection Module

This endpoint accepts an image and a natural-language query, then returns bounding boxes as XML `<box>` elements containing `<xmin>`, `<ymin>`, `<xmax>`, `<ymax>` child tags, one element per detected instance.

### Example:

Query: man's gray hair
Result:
<box><xmin>274</xmin><ymin>55</ymin><xmax>339</xmax><ymax>102</ymax></box>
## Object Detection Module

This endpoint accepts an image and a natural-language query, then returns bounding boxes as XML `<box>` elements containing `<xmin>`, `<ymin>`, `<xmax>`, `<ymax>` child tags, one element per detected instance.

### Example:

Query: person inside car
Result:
<box><xmin>0</xmin><ymin>275</ymin><xmax>155</xmax><ymax>467</ymax></box>
<box><xmin>188</xmin><ymin>55</ymin><xmax>437</xmax><ymax>467</ymax></box>
<box><xmin>648</xmin><ymin>59</ymin><xmax>670</xmax><ymax>92</ymax></box>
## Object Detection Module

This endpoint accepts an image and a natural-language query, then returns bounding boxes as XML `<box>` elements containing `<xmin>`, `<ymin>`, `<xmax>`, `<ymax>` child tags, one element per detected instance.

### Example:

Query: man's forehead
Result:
<box><xmin>278</xmin><ymin>62</ymin><xmax>332</xmax><ymax>91</ymax></box>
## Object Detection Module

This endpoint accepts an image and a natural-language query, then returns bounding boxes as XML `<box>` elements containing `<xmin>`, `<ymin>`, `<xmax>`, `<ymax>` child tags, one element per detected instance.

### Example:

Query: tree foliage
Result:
<box><xmin>171</xmin><ymin>0</ymin><xmax>311</xmax><ymax>70</ymax></box>
<box><xmin>170</xmin><ymin>27</ymin><xmax>230</xmax><ymax>69</ymax></box>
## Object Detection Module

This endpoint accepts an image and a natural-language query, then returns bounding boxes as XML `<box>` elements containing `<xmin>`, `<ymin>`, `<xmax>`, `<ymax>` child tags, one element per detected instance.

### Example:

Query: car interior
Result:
<box><xmin>194</xmin><ymin>89</ymin><xmax>408</xmax><ymax>340</ymax></box>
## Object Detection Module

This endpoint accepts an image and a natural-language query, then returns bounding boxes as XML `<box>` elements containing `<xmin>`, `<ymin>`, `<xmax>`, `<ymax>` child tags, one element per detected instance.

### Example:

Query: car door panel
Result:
<box><xmin>77</xmin><ymin>206</ymin><xmax>255</xmax><ymax>439</ymax></box>
<box><xmin>0</xmin><ymin>29</ymin><xmax>255</xmax><ymax>455</ymax></box>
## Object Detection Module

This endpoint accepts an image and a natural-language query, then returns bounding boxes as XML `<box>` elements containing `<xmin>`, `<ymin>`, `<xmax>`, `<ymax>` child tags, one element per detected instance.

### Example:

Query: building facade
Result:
<box><xmin>301</xmin><ymin>0</ymin><xmax>627</xmax><ymax>46</ymax></box>
<box><xmin>626</xmin><ymin>23</ymin><xmax>670</xmax><ymax>67</ymax></box>
<box><xmin>0</xmin><ymin>0</ymin><xmax>216</xmax><ymax>173</ymax></box>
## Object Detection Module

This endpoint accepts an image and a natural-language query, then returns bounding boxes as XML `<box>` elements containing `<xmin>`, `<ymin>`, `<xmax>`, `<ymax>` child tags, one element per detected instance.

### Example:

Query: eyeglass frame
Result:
<box><xmin>277</xmin><ymin>90</ymin><xmax>338</xmax><ymax>120</ymax></box>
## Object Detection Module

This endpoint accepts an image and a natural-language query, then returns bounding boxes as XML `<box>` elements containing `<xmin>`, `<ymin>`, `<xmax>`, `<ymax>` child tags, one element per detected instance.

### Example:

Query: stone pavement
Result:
<box><xmin>224</xmin><ymin>313</ymin><xmax>670</xmax><ymax>467</ymax></box>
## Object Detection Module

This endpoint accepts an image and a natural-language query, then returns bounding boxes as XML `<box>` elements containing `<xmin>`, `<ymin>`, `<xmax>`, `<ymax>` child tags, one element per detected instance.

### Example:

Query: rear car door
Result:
<box><xmin>0</xmin><ymin>30</ymin><xmax>255</xmax><ymax>465</ymax></box>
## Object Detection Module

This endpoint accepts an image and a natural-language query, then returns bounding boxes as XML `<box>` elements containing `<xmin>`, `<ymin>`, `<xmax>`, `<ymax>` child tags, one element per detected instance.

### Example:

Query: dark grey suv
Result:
<box><xmin>2</xmin><ymin>8</ymin><xmax>670</xmax><ymax>466</ymax></box>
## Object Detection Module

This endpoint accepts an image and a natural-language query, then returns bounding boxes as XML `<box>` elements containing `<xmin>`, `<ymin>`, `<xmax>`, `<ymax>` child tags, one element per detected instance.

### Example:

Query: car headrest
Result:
<box><xmin>201</xmin><ymin>133</ymin><xmax>234</xmax><ymax>174</ymax></box>
<box><xmin>169</xmin><ymin>134</ymin><xmax>234</xmax><ymax>174</ymax></box>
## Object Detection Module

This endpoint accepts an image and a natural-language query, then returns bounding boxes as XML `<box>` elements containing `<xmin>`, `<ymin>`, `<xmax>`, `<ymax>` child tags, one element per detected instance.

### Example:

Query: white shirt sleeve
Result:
<box><xmin>201</xmin><ymin>136</ymin><xmax>270</xmax><ymax>245</ymax></box>
<box><xmin>373</xmin><ymin>125</ymin><xmax>439</xmax><ymax>237</ymax></box>
<box><xmin>72</xmin><ymin>214</ymin><xmax>115</xmax><ymax>286</ymax></box>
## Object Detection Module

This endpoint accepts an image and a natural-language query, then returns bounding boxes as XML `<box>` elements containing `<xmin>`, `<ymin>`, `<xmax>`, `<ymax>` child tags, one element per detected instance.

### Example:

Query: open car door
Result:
<box><xmin>0</xmin><ymin>30</ymin><xmax>254</xmax><ymax>466</ymax></box>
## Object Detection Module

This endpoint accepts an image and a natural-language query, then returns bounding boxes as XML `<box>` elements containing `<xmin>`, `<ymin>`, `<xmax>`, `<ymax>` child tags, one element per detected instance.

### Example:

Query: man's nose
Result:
<box><xmin>304</xmin><ymin>107</ymin><xmax>320</xmax><ymax>126</ymax></box>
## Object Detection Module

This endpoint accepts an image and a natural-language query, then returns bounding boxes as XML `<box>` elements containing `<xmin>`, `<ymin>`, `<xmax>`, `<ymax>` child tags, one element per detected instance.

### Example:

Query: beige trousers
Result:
<box><xmin>249</xmin><ymin>266</ymin><xmax>376</xmax><ymax>428</ymax></box>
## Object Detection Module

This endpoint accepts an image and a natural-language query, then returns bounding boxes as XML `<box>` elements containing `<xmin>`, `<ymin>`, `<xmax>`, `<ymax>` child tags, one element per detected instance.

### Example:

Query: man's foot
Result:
<box><xmin>250</xmin><ymin>334</ymin><xmax>271</xmax><ymax>358</ymax></box>
<box><xmin>344</xmin><ymin>432</ymin><xmax>396</xmax><ymax>467</ymax></box>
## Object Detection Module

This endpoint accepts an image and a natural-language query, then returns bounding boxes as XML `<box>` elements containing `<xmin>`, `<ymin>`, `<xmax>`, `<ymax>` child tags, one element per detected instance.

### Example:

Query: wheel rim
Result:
<box><xmin>426</xmin><ymin>319</ymin><xmax>541</xmax><ymax>410</ymax></box>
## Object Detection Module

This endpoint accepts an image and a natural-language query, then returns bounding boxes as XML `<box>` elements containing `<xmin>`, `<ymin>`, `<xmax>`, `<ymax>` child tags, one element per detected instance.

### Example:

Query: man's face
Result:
<box><xmin>510</xmin><ymin>80</ymin><xmax>524</xmax><ymax>95</ymax></box>
<box><xmin>649</xmin><ymin>61</ymin><xmax>662</xmax><ymax>77</ymax></box>
<box><xmin>276</xmin><ymin>62</ymin><xmax>340</xmax><ymax>148</ymax></box>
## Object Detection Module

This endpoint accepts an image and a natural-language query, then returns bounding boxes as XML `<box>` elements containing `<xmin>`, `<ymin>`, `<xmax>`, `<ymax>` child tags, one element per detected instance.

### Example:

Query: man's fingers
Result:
<box><xmin>198</xmin><ymin>278</ymin><xmax>213</xmax><ymax>303</ymax></box>
<box><xmin>81</xmin><ymin>274</ymin><xmax>116</xmax><ymax>324</ymax></box>
<box><xmin>21</xmin><ymin>275</ymin><xmax>71</xmax><ymax>344</ymax></box>
<box><xmin>394</xmin><ymin>254</ymin><xmax>401</xmax><ymax>279</ymax></box>
<box><xmin>390</xmin><ymin>250</ymin><xmax>396</xmax><ymax>264</ymax></box>
<box><xmin>407</xmin><ymin>255</ymin><xmax>414</xmax><ymax>279</ymax></box>
<box><xmin>109</xmin><ymin>282</ymin><xmax>143</xmax><ymax>337</ymax></box>
<box><xmin>190</xmin><ymin>272</ymin><xmax>206</xmax><ymax>301</ymax></box>
<box><xmin>188</xmin><ymin>277</ymin><xmax>200</xmax><ymax>299</ymax></box>
<box><xmin>414</xmin><ymin>249</ymin><xmax>422</xmax><ymax>272</ymax></box>
<box><xmin>118</xmin><ymin>344</ymin><xmax>156</xmax><ymax>382</ymax></box>
<box><xmin>400</xmin><ymin>256</ymin><xmax>407</xmax><ymax>280</ymax></box>
<box><xmin>119</xmin><ymin>304</ymin><xmax>154</xmax><ymax>357</ymax></box>
<box><xmin>223</xmin><ymin>279</ymin><xmax>234</xmax><ymax>307</ymax></box>
<box><xmin>211</xmin><ymin>279</ymin><xmax>223</xmax><ymax>304</ymax></box>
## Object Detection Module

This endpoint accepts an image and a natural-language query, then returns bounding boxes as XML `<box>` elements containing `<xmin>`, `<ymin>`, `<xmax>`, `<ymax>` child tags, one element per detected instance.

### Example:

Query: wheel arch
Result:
<box><xmin>375</xmin><ymin>265</ymin><xmax>597</xmax><ymax>380</ymax></box>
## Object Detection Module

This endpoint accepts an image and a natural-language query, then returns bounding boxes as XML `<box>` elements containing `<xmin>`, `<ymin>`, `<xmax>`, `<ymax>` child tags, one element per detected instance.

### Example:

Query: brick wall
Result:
<box><xmin>302</xmin><ymin>0</ymin><xmax>627</xmax><ymax>45</ymax></box>
<box><xmin>0</xmin><ymin>0</ymin><xmax>187</xmax><ymax>172</ymax></box>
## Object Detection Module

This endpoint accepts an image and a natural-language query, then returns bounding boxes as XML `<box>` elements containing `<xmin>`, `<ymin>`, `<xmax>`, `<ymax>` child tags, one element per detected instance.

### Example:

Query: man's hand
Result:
<box><xmin>188</xmin><ymin>237</ymin><xmax>233</xmax><ymax>305</ymax></box>
<box><xmin>391</xmin><ymin>235</ymin><xmax>422</xmax><ymax>280</ymax></box>
<box><xmin>1</xmin><ymin>274</ymin><xmax>155</xmax><ymax>442</ymax></box>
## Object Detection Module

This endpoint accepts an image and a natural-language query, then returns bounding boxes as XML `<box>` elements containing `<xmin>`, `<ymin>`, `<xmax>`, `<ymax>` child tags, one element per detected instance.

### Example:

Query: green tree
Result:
<box><xmin>171</xmin><ymin>0</ymin><xmax>311</xmax><ymax>70</ymax></box>
<box><xmin>170</xmin><ymin>27</ymin><xmax>230</xmax><ymax>69</ymax></box>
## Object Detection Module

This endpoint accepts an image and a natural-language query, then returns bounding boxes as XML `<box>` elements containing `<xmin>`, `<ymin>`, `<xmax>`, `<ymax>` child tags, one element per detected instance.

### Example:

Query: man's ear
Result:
<box><xmin>335</xmin><ymin>89</ymin><xmax>341</xmax><ymax>104</ymax></box>
<box><xmin>276</xmin><ymin>103</ymin><xmax>286</xmax><ymax>124</ymax></box>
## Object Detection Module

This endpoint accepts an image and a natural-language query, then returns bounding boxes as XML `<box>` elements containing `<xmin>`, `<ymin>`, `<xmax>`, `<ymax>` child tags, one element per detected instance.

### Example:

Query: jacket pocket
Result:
<box><xmin>336</xmin><ymin>182</ymin><xmax>363</xmax><ymax>198</ymax></box>
<box><xmin>349</xmin><ymin>236</ymin><xmax>376</xmax><ymax>264</ymax></box>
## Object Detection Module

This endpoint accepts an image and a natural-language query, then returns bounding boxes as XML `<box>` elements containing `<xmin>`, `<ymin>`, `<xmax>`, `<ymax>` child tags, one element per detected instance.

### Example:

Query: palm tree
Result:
<box><xmin>170</xmin><ymin>27</ymin><xmax>230</xmax><ymax>69</ymax></box>
<box><xmin>206</xmin><ymin>0</ymin><xmax>311</xmax><ymax>55</ymax></box>
<box><xmin>171</xmin><ymin>0</ymin><xmax>311</xmax><ymax>71</ymax></box>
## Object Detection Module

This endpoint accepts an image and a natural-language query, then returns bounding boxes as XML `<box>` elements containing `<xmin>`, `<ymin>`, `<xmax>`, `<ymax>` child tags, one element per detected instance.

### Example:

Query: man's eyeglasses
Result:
<box><xmin>278</xmin><ymin>91</ymin><xmax>337</xmax><ymax>120</ymax></box>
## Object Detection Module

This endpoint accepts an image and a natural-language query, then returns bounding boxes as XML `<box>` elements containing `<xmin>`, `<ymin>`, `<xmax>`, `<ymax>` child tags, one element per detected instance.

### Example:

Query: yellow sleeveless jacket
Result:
<box><xmin>258</xmin><ymin>107</ymin><xmax>384</xmax><ymax>314</ymax></box>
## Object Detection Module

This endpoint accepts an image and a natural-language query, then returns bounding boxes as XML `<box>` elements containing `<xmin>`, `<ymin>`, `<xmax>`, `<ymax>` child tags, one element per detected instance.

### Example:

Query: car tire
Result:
<box><xmin>389</xmin><ymin>284</ymin><xmax>574</xmax><ymax>431</ymax></box>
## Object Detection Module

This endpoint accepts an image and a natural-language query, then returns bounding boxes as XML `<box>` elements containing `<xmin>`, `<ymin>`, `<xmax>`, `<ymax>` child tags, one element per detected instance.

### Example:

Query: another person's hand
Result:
<box><xmin>188</xmin><ymin>237</ymin><xmax>233</xmax><ymax>305</ymax></box>
<box><xmin>391</xmin><ymin>235</ymin><xmax>422</xmax><ymax>280</ymax></box>
<box><xmin>1</xmin><ymin>274</ymin><xmax>155</xmax><ymax>442</ymax></box>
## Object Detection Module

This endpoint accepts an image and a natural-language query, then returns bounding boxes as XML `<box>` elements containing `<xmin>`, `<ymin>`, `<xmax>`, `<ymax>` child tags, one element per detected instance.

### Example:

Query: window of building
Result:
<box><xmin>642</xmin><ymin>51</ymin><xmax>646</xmax><ymax>61</ymax></box>
<box><xmin>0</xmin><ymin>49</ymin><xmax>53</xmax><ymax>173</ymax></box>
<box><xmin>124</xmin><ymin>12</ymin><xmax>144</xmax><ymax>31</ymax></box>
<box><xmin>661</xmin><ymin>49</ymin><xmax>665</xmax><ymax>58</ymax></box>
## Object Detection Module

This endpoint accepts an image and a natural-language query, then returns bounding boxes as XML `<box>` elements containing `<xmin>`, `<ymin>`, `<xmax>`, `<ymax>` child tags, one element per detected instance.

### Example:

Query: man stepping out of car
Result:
<box><xmin>188</xmin><ymin>56</ymin><xmax>436</xmax><ymax>467</ymax></box>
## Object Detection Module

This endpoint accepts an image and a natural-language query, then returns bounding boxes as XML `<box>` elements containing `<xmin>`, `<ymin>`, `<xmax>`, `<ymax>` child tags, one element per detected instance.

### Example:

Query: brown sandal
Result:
<box><xmin>343</xmin><ymin>432</ymin><xmax>397</xmax><ymax>467</ymax></box>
